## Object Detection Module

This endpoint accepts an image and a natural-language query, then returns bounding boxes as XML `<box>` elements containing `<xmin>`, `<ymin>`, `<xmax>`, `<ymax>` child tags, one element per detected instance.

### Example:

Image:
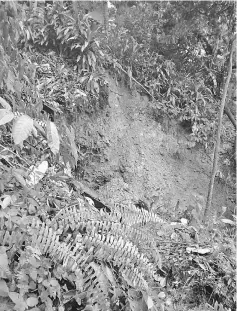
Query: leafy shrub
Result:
<box><xmin>19</xmin><ymin>1</ymin><xmax>106</xmax><ymax>96</ymax></box>
<box><xmin>100</xmin><ymin>1</ymin><xmax>235</xmax><ymax>146</ymax></box>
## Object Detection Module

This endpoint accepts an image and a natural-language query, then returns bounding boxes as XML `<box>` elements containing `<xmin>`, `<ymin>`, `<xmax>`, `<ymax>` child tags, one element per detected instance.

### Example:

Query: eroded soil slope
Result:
<box><xmin>79</xmin><ymin>77</ymin><xmax>235</xmax><ymax>218</ymax></box>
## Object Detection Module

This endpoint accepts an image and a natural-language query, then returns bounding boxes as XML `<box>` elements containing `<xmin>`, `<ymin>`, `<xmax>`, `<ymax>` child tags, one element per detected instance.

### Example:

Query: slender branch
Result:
<box><xmin>0</xmin><ymin>143</ymin><xmax>30</xmax><ymax>167</ymax></box>
<box><xmin>224</xmin><ymin>106</ymin><xmax>236</xmax><ymax>128</ymax></box>
<box><xmin>115</xmin><ymin>62</ymin><xmax>155</xmax><ymax>99</ymax></box>
<box><xmin>204</xmin><ymin>38</ymin><xmax>235</xmax><ymax>221</ymax></box>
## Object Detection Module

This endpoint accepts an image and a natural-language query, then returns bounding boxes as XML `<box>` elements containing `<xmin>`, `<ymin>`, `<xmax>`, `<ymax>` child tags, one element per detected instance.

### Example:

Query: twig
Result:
<box><xmin>154</xmin><ymin>240</ymin><xmax>189</xmax><ymax>245</ymax></box>
<box><xmin>0</xmin><ymin>143</ymin><xmax>30</xmax><ymax>167</ymax></box>
<box><xmin>154</xmin><ymin>239</ymin><xmax>209</xmax><ymax>247</ymax></box>
<box><xmin>115</xmin><ymin>62</ymin><xmax>155</xmax><ymax>99</ymax></box>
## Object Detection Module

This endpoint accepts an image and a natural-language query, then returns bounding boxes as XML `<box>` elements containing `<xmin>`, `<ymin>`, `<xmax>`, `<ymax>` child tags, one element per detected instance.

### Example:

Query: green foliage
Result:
<box><xmin>0</xmin><ymin>1</ymin><xmax>236</xmax><ymax>310</ymax></box>
<box><xmin>0</xmin><ymin>0</ymin><xmax>109</xmax><ymax>174</ymax></box>
<box><xmin>1</xmin><ymin>169</ymin><xmax>235</xmax><ymax>311</ymax></box>
<box><xmin>0</xmin><ymin>2</ymin><xmax>39</xmax><ymax>111</ymax></box>
<box><xmin>102</xmin><ymin>1</ymin><xmax>236</xmax><ymax>146</ymax></box>
<box><xmin>0</xmin><ymin>167</ymin><xmax>166</xmax><ymax>310</ymax></box>
<box><xmin>19</xmin><ymin>1</ymin><xmax>107</xmax><ymax>96</ymax></box>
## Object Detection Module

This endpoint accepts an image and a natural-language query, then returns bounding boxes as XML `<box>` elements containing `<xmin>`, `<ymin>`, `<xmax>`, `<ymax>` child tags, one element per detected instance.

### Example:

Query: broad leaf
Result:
<box><xmin>46</xmin><ymin>121</ymin><xmax>60</xmax><ymax>154</ymax></box>
<box><xmin>74</xmin><ymin>89</ymin><xmax>87</xmax><ymax>98</ymax></box>
<box><xmin>0</xmin><ymin>97</ymin><xmax>11</xmax><ymax>110</ymax></box>
<box><xmin>221</xmin><ymin>218</ymin><xmax>235</xmax><ymax>225</ymax></box>
<box><xmin>0</xmin><ymin>109</ymin><xmax>14</xmax><ymax>125</ymax></box>
<box><xmin>12</xmin><ymin>115</ymin><xmax>34</xmax><ymax>145</ymax></box>
<box><xmin>86</xmin><ymin>10</ymin><xmax>104</xmax><ymax>24</ymax></box>
<box><xmin>81</xmin><ymin>41</ymin><xmax>89</xmax><ymax>52</ymax></box>
<box><xmin>66</xmin><ymin>126</ymin><xmax>78</xmax><ymax>162</ymax></box>
<box><xmin>142</xmin><ymin>291</ymin><xmax>155</xmax><ymax>310</ymax></box>
<box><xmin>32</xmin><ymin>126</ymin><xmax>38</xmax><ymax>138</ymax></box>
<box><xmin>0</xmin><ymin>195</ymin><xmax>12</xmax><ymax>209</ymax></box>
<box><xmin>27</xmin><ymin>161</ymin><xmax>48</xmax><ymax>187</ymax></box>
<box><xmin>12</xmin><ymin>169</ymin><xmax>26</xmax><ymax>186</ymax></box>
<box><xmin>26</xmin><ymin>296</ymin><xmax>38</xmax><ymax>307</ymax></box>
<box><xmin>0</xmin><ymin>246</ymin><xmax>10</xmax><ymax>279</ymax></box>
<box><xmin>9</xmin><ymin>292</ymin><xmax>27</xmax><ymax>308</ymax></box>
<box><xmin>6</xmin><ymin>70</ymin><xmax>15</xmax><ymax>93</ymax></box>
<box><xmin>0</xmin><ymin>280</ymin><xmax>9</xmax><ymax>297</ymax></box>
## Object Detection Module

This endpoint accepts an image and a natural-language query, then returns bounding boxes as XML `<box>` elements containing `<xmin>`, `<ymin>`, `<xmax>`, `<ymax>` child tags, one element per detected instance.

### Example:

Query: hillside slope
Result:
<box><xmin>77</xmin><ymin>76</ymin><xmax>235</xmax><ymax>219</ymax></box>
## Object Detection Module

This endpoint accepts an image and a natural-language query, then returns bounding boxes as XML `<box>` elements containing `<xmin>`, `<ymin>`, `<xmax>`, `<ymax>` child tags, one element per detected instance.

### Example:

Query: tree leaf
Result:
<box><xmin>0</xmin><ymin>246</ymin><xmax>9</xmax><ymax>268</ymax></box>
<box><xmin>26</xmin><ymin>296</ymin><xmax>38</xmax><ymax>307</ymax></box>
<box><xmin>0</xmin><ymin>246</ymin><xmax>10</xmax><ymax>279</ymax></box>
<box><xmin>32</xmin><ymin>126</ymin><xmax>38</xmax><ymax>138</ymax></box>
<box><xmin>0</xmin><ymin>195</ymin><xmax>12</xmax><ymax>209</ymax></box>
<box><xmin>9</xmin><ymin>291</ymin><xmax>27</xmax><ymax>309</ymax></box>
<box><xmin>46</xmin><ymin>121</ymin><xmax>60</xmax><ymax>154</ymax></box>
<box><xmin>221</xmin><ymin>218</ymin><xmax>235</xmax><ymax>225</ymax></box>
<box><xmin>27</xmin><ymin>161</ymin><xmax>48</xmax><ymax>187</ymax></box>
<box><xmin>0</xmin><ymin>109</ymin><xmax>14</xmax><ymax>125</ymax></box>
<box><xmin>103</xmin><ymin>265</ymin><xmax>116</xmax><ymax>286</ymax></box>
<box><xmin>81</xmin><ymin>41</ymin><xmax>89</xmax><ymax>52</ymax></box>
<box><xmin>6</xmin><ymin>70</ymin><xmax>15</xmax><ymax>93</ymax></box>
<box><xmin>157</xmin><ymin>276</ymin><xmax>166</xmax><ymax>287</ymax></box>
<box><xmin>12</xmin><ymin>169</ymin><xmax>26</xmax><ymax>186</ymax></box>
<box><xmin>0</xmin><ymin>280</ymin><xmax>9</xmax><ymax>297</ymax></box>
<box><xmin>12</xmin><ymin>115</ymin><xmax>34</xmax><ymax>145</ymax></box>
<box><xmin>65</xmin><ymin>126</ymin><xmax>78</xmax><ymax>162</ymax></box>
<box><xmin>0</xmin><ymin>96</ymin><xmax>11</xmax><ymax>110</ymax></box>
<box><xmin>146</xmin><ymin>295</ymin><xmax>154</xmax><ymax>309</ymax></box>
<box><xmin>86</xmin><ymin>10</ymin><xmax>104</xmax><ymax>24</ymax></box>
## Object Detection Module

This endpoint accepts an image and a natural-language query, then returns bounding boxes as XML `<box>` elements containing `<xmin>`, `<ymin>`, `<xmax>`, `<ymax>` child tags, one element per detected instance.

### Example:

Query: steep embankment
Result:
<box><xmin>81</xmin><ymin>76</ymin><xmax>234</xmax><ymax>218</ymax></box>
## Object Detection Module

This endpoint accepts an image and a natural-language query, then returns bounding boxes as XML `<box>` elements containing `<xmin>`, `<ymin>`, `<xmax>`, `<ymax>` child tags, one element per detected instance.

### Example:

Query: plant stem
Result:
<box><xmin>204</xmin><ymin>38</ymin><xmax>235</xmax><ymax>221</ymax></box>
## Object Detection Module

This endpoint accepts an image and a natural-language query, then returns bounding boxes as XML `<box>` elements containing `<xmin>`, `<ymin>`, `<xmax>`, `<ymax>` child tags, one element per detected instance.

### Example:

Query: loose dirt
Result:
<box><xmin>77</xmin><ymin>76</ymin><xmax>235</xmax><ymax>219</ymax></box>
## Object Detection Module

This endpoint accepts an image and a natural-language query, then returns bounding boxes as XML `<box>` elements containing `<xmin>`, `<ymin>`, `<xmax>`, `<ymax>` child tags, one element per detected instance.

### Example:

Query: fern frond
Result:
<box><xmin>83</xmin><ymin>232</ymin><xmax>158</xmax><ymax>287</ymax></box>
<box><xmin>51</xmin><ymin>215</ymin><xmax>156</xmax><ymax>249</ymax></box>
<box><xmin>0</xmin><ymin>212</ymin><xmax>160</xmax><ymax>309</ymax></box>
<box><xmin>28</xmin><ymin>219</ymin><xmax>114</xmax><ymax>309</ymax></box>
<box><xmin>29</xmin><ymin>218</ymin><xmax>159</xmax><ymax>287</ymax></box>
<box><xmin>113</xmin><ymin>203</ymin><xmax>166</xmax><ymax>226</ymax></box>
<box><xmin>48</xmin><ymin>200</ymin><xmax>162</xmax><ymax>251</ymax></box>
<box><xmin>50</xmin><ymin>203</ymin><xmax>104</xmax><ymax>233</ymax></box>
<box><xmin>84</xmin><ymin>262</ymin><xmax>111</xmax><ymax>310</ymax></box>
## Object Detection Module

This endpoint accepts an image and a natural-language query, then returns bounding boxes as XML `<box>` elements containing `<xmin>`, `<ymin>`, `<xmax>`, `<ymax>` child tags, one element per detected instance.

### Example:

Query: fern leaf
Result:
<box><xmin>114</xmin><ymin>203</ymin><xmax>166</xmax><ymax>226</ymax></box>
<box><xmin>84</xmin><ymin>262</ymin><xmax>111</xmax><ymax>309</ymax></box>
<box><xmin>83</xmin><ymin>232</ymin><xmax>158</xmax><ymax>287</ymax></box>
<box><xmin>50</xmin><ymin>204</ymin><xmax>102</xmax><ymax>232</ymax></box>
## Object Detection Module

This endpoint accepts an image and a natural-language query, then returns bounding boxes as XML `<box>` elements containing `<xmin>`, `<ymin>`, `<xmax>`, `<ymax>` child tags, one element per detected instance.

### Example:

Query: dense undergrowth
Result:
<box><xmin>0</xmin><ymin>1</ymin><xmax>236</xmax><ymax>311</ymax></box>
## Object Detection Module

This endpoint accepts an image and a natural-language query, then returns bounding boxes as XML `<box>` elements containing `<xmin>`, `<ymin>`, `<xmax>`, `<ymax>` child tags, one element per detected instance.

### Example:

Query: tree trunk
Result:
<box><xmin>204</xmin><ymin>38</ymin><xmax>235</xmax><ymax>221</ymax></box>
